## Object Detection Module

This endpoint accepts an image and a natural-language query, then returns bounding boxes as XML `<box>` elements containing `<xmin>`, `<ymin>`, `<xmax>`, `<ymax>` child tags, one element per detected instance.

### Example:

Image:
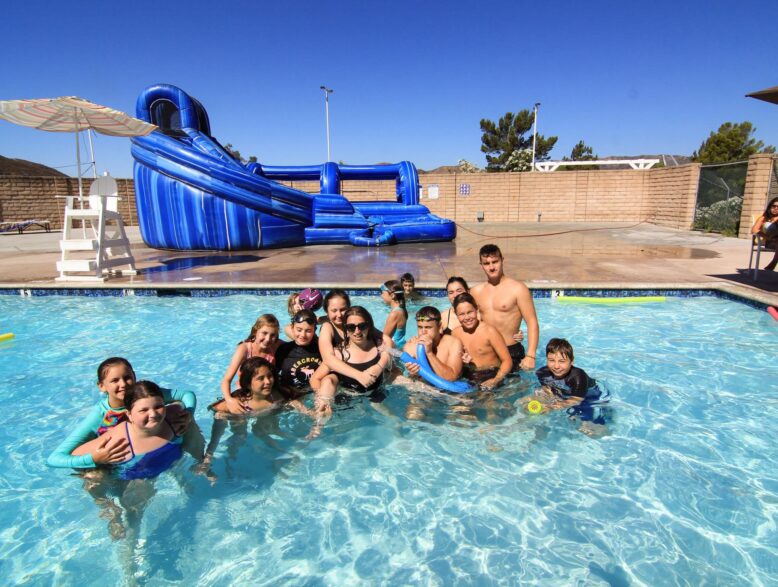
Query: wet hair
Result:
<box><xmin>400</xmin><ymin>272</ymin><xmax>415</xmax><ymax>285</ymax></box>
<box><xmin>764</xmin><ymin>196</ymin><xmax>778</xmax><ymax>220</ymax></box>
<box><xmin>97</xmin><ymin>357</ymin><xmax>134</xmax><ymax>384</ymax></box>
<box><xmin>479</xmin><ymin>244</ymin><xmax>502</xmax><ymax>259</ymax></box>
<box><xmin>546</xmin><ymin>338</ymin><xmax>574</xmax><ymax>362</ymax></box>
<box><xmin>124</xmin><ymin>380</ymin><xmax>164</xmax><ymax>411</ymax></box>
<box><xmin>291</xmin><ymin>309</ymin><xmax>317</xmax><ymax>326</ymax></box>
<box><xmin>237</xmin><ymin>356</ymin><xmax>275</xmax><ymax>391</ymax></box>
<box><xmin>382</xmin><ymin>279</ymin><xmax>407</xmax><ymax>319</ymax></box>
<box><xmin>445</xmin><ymin>276</ymin><xmax>469</xmax><ymax>293</ymax></box>
<box><xmin>286</xmin><ymin>292</ymin><xmax>300</xmax><ymax>317</ymax></box>
<box><xmin>415</xmin><ymin>306</ymin><xmax>441</xmax><ymax>322</ymax></box>
<box><xmin>452</xmin><ymin>292</ymin><xmax>478</xmax><ymax>310</ymax></box>
<box><xmin>323</xmin><ymin>289</ymin><xmax>351</xmax><ymax>312</ymax></box>
<box><xmin>244</xmin><ymin>314</ymin><xmax>279</xmax><ymax>343</ymax></box>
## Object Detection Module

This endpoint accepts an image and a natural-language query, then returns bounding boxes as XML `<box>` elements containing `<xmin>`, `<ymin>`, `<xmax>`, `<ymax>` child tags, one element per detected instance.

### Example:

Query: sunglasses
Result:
<box><xmin>293</xmin><ymin>315</ymin><xmax>316</xmax><ymax>325</ymax></box>
<box><xmin>345</xmin><ymin>322</ymin><xmax>369</xmax><ymax>333</ymax></box>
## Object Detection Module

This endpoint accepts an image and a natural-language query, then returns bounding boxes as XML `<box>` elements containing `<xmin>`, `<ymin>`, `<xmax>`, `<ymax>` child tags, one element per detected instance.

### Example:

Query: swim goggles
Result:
<box><xmin>415</xmin><ymin>314</ymin><xmax>439</xmax><ymax>322</ymax></box>
<box><xmin>293</xmin><ymin>314</ymin><xmax>316</xmax><ymax>325</ymax></box>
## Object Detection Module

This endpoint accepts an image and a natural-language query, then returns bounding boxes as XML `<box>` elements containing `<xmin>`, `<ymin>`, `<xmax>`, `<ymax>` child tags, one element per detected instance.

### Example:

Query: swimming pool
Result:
<box><xmin>1</xmin><ymin>291</ymin><xmax>776</xmax><ymax>585</ymax></box>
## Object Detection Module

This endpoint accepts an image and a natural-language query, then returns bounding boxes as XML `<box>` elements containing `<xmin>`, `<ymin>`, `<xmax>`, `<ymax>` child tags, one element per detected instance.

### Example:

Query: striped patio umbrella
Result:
<box><xmin>0</xmin><ymin>96</ymin><xmax>157</xmax><ymax>202</ymax></box>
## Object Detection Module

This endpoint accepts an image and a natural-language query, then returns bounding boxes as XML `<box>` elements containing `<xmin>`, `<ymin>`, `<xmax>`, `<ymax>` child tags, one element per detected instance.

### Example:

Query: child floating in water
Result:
<box><xmin>283</xmin><ymin>292</ymin><xmax>304</xmax><ymax>339</ymax></box>
<box><xmin>72</xmin><ymin>380</ymin><xmax>184</xmax><ymax>480</ymax></box>
<box><xmin>450</xmin><ymin>293</ymin><xmax>512</xmax><ymax>390</ymax></box>
<box><xmin>275</xmin><ymin>309</ymin><xmax>322</xmax><ymax>400</ymax></box>
<box><xmin>211</xmin><ymin>357</ymin><xmax>284</xmax><ymax>415</ymax></box>
<box><xmin>47</xmin><ymin>357</ymin><xmax>195</xmax><ymax>470</ymax></box>
<box><xmin>199</xmin><ymin>357</ymin><xmax>285</xmax><ymax>478</ymax></box>
<box><xmin>399</xmin><ymin>272</ymin><xmax>422</xmax><ymax>302</ymax></box>
<box><xmin>220</xmin><ymin>314</ymin><xmax>280</xmax><ymax>413</ymax></box>
<box><xmin>380</xmin><ymin>280</ymin><xmax>407</xmax><ymax>348</ymax></box>
<box><xmin>70</xmin><ymin>380</ymin><xmax>188</xmax><ymax>539</ymax></box>
<box><xmin>284</xmin><ymin>289</ymin><xmax>324</xmax><ymax>339</ymax></box>
<box><xmin>529</xmin><ymin>338</ymin><xmax>609</xmax><ymax>434</ymax></box>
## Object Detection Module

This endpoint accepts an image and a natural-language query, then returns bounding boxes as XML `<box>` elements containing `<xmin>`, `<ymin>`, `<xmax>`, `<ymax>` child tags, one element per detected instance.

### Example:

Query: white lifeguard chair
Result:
<box><xmin>56</xmin><ymin>172</ymin><xmax>138</xmax><ymax>282</ymax></box>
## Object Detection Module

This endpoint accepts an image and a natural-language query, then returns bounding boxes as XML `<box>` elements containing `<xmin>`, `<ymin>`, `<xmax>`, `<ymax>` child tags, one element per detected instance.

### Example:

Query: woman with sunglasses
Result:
<box><xmin>318</xmin><ymin>290</ymin><xmax>393</xmax><ymax>387</ymax></box>
<box><xmin>314</xmin><ymin>306</ymin><xmax>393</xmax><ymax>415</ymax></box>
<box><xmin>752</xmin><ymin>197</ymin><xmax>778</xmax><ymax>271</ymax></box>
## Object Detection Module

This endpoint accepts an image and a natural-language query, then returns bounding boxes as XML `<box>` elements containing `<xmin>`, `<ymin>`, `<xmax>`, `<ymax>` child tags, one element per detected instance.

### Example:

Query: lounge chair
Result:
<box><xmin>0</xmin><ymin>219</ymin><xmax>51</xmax><ymax>234</ymax></box>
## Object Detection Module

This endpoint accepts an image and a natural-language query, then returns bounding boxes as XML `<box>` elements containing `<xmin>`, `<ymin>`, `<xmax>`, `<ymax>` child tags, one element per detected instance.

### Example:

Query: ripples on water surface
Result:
<box><xmin>1</xmin><ymin>294</ymin><xmax>777</xmax><ymax>585</ymax></box>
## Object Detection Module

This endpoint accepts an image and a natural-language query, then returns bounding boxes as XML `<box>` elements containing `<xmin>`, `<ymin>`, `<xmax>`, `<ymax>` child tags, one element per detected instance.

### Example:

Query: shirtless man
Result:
<box><xmin>451</xmin><ymin>293</ymin><xmax>512</xmax><ymax>390</ymax></box>
<box><xmin>470</xmin><ymin>243</ymin><xmax>539</xmax><ymax>372</ymax></box>
<box><xmin>403</xmin><ymin>306</ymin><xmax>463</xmax><ymax>382</ymax></box>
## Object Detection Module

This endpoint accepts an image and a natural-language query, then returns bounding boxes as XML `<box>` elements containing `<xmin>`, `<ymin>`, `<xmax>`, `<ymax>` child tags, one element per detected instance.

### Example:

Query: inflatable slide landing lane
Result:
<box><xmin>131</xmin><ymin>84</ymin><xmax>456</xmax><ymax>251</ymax></box>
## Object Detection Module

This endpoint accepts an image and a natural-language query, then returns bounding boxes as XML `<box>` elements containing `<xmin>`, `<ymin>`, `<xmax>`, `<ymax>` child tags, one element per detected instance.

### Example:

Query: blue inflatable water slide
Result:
<box><xmin>130</xmin><ymin>84</ymin><xmax>456</xmax><ymax>250</ymax></box>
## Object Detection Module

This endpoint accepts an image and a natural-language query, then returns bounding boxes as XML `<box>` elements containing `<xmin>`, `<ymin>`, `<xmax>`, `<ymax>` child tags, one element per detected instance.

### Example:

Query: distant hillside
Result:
<box><xmin>0</xmin><ymin>155</ymin><xmax>67</xmax><ymax>177</ymax></box>
<box><xmin>419</xmin><ymin>165</ymin><xmax>460</xmax><ymax>174</ymax></box>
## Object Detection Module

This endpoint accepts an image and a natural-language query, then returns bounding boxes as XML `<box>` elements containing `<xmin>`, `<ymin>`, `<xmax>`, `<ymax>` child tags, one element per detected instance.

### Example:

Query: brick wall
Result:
<box><xmin>738</xmin><ymin>154</ymin><xmax>776</xmax><ymax>238</ymax></box>
<box><xmin>0</xmin><ymin>163</ymin><xmax>705</xmax><ymax>232</ymax></box>
<box><xmin>0</xmin><ymin>176</ymin><xmax>136</xmax><ymax>230</ymax></box>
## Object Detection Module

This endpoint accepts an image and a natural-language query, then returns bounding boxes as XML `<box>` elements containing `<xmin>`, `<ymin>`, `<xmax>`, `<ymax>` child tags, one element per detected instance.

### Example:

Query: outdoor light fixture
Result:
<box><xmin>320</xmin><ymin>86</ymin><xmax>334</xmax><ymax>161</ymax></box>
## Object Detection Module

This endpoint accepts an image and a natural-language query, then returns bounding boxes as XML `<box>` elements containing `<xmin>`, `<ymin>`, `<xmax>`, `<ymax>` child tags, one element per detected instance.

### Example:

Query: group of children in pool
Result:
<box><xmin>48</xmin><ymin>245</ymin><xmax>607</xmax><ymax>485</ymax></box>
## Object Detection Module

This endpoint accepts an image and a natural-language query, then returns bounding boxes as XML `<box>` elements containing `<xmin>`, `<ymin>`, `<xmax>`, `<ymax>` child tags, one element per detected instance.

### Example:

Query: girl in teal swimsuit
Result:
<box><xmin>380</xmin><ymin>280</ymin><xmax>407</xmax><ymax>348</ymax></box>
<box><xmin>71</xmin><ymin>380</ymin><xmax>186</xmax><ymax>539</ymax></box>
<box><xmin>47</xmin><ymin>357</ymin><xmax>195</xmax><ymax>470</ymax></box>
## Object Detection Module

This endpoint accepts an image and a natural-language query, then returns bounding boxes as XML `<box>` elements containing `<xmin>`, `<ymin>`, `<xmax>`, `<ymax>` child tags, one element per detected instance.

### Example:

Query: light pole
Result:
<box><xmin>531</xmin><ymin>102</ymin><xmax>540</xmax><ymax>172</ymax></box>
<box><xmin>320</xmin><ymin>85</ymin><xmax>334</xmax><ymax>161</ymax></box>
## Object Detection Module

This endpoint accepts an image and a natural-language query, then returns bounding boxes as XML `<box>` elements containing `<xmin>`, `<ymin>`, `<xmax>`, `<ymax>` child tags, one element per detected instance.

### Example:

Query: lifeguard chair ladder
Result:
<box><xmin>56</xmin><ymin>172</ymin><xmax>138</xmax><ymax>282</ymax></box>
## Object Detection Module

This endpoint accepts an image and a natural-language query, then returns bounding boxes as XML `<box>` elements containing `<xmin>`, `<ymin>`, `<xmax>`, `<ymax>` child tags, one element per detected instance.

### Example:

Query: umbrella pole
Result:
<box><xmin>87</xmin><ymin>129</ymin><xmax>97</xmax><ymax>178</ymax></box>
<box><xmin>75</xmin><ymin>129</ymin><xmax>86</xmax><ymax>238</ymax></box>
<box><xmin>75</xmin><ymin>130</ymin><xmax>84</xmax><ymax>204</ymax></box>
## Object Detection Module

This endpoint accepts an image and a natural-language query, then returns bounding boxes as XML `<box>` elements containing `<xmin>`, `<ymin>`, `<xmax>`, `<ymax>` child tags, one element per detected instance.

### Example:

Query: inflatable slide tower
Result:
<box><xmin>130</xmin><ymin>84</ymin><xmax>456</xmax><ymax>250</ymax></box>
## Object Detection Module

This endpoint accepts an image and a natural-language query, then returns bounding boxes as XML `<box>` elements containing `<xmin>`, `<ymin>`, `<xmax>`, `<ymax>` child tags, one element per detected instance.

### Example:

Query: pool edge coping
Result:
<box><xmin>1</xmin><ymin>280</ymin><xmax>776</xmax><ymax>308</ymax></box>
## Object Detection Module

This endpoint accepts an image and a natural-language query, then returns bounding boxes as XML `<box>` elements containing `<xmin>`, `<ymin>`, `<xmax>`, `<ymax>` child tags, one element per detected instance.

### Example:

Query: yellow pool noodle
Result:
<box><xmin>0</xmin><ymin>333</ymin><xmax>14</xmax><ymax>342</ymax></box>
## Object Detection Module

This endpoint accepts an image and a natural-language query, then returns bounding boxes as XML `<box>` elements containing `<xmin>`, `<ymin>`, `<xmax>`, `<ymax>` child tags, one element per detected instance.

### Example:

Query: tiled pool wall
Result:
<box><xmin>0</xmin><ymin>286</ymin><xmax>770</xmax><ymax>310</ymax></box>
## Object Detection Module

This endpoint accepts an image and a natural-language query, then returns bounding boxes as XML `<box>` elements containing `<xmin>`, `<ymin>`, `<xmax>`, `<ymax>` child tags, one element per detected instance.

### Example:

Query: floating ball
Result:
<box><xmin>299</xmin><ymin>288</ymin><xmax>323</xmax><ymax>311</ymax></box>
<box><xmin>527</xmin><ymin>400</ymin><xmax>543</xmax><ymax>414</ymax></box>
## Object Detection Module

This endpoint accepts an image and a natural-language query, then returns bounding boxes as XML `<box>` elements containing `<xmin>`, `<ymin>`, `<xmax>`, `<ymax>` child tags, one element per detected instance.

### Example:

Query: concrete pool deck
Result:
<box><xmin>1</xmin><ymin>222</ymin><xmax>777</xmax><ymax>306</ymax></box>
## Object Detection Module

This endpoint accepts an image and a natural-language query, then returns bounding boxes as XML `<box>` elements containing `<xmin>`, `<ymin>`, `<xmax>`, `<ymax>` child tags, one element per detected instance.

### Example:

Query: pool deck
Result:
<box><xmin>1</xmin><ymin>222</ymin><xmax>777</xmax><ymax>306</ymax></box>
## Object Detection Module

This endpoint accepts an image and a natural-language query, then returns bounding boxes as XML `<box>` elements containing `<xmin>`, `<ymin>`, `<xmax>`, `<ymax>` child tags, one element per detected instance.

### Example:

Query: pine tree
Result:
<box><xmin>480</xmin><ymin>109</ymin><xmax>557</xmax><ymax>172</ymax></box>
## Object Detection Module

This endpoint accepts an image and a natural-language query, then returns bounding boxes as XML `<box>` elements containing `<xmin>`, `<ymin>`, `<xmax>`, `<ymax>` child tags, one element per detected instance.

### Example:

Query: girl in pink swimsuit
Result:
<box><xmin>219</xmin><ymin>314</ymin><xmax>280</xmax><ymax>413</ymax></box>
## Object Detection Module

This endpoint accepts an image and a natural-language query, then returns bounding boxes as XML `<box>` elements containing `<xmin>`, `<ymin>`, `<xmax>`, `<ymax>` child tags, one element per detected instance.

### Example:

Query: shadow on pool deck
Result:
<box><xmin>1</xmin><ymin>222</ymin><xmax>776</xmax><ymax>305</ymax></box>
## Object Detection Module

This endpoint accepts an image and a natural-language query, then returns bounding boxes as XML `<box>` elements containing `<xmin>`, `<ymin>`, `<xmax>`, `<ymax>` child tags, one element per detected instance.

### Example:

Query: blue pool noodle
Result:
<box><xmin>401</xmin><ymin>344</ymin><xmax>473</xmax><ymax>394</ymax></box>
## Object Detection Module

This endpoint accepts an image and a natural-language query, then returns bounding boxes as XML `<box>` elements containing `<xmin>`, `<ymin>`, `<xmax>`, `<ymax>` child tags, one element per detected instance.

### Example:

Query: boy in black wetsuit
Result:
<box><xmin>531</xmin><ymin>338</ymin><xmax>608</xmax><ymax>429</ymax></box>
<box><xmin>274</xmin><ymin>310</ymin><xmax>322</xmax><ymax>400</ymax></box>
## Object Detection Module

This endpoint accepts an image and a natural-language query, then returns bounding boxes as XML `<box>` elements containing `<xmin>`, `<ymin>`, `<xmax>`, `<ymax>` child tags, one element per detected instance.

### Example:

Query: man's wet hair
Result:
<box><xmin>546</xmin><ymin>338</ymin><xmax>574</xmax><ymax>361</ymax></box>
<box><xmin>479</xmin><ymin>244</ymin><xmax>502</xmax><ymax>259</ymax></box>
<box><xmin>415</xmin><ymin>306</ymin><xmax>441</xmax><ymax>322</ymax></box>
<box><xmin>452</xmin><ymin>292</ymin><xmax>477</xmax><ymax>310</ymax></box>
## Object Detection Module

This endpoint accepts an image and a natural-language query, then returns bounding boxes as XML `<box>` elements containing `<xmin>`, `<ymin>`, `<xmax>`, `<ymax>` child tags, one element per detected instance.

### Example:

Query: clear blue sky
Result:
<box><xmin>1</xmin><ymin>0</ymin><xmax>776</xmax><ymax>178</ymax></box>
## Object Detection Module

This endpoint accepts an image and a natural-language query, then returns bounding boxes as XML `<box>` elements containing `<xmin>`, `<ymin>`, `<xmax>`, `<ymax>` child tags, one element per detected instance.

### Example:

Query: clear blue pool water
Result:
<box><xmin>1</xmin><ymin>293</ymin><xmax>777</xmax><ymax>585</ymax></box>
